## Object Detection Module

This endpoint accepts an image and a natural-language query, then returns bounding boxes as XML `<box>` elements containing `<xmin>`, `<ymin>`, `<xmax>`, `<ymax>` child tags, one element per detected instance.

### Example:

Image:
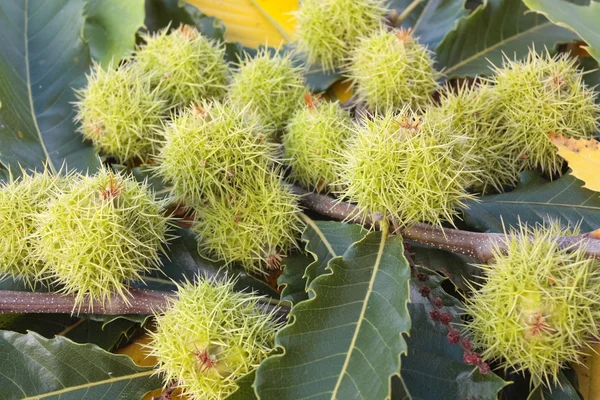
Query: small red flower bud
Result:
<box><xmin>439</xmin><ymin>312</ymin><xmax>452</xmax><ymax>325</ymax></box>
<box><xmin>417</xmin><ymin>272</ymin><xmax>429</xmax><ymax>282</ymax></box>
<box><xmin>478</xmin><ymin>363</ymin><xmax>491</xmax><ymax>375</ymax></box>
<box><xmin>432</xmin><ymin>297</ymin><xmax>443</xmax><ymax>308</ymax></box>
<box><xmin>447</xmin><ymin>328</ymin><xmax>461</xmax><ymax>344</ymax></box>
<box><xmin>429</xmin><ymin>309</ymin><xmax>440</xmax><ymax>321</ymax></box>
<box><xmin>419</xmin><ymin>286</ymin><xmax>430</xmax><ymax>297</ymax></box>
<box><xmin>460</xmin><ymin>338</ymin><xmax>473</xmax><ymax>352</ymax></box>
<box><xmin>463</xmin><ymin>352</ymin><xmax>482</xmax><ymax>365</ymax></box>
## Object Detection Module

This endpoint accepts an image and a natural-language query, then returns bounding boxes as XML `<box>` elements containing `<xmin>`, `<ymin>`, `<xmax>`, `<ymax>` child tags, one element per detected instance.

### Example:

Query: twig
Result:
<box><xmin>0</xmin><ymin>289</ymin><xmax>289</xmax><ymax>318</ymax></box>
<box><xmin>291</xmin><ymin>185</ymin><xmax>600</xmax><ymax>263</ymax></box>
<box><xmin>0</xmin><ymin>289</ymin><xmax>173</xmax><ymax>315</ymax></box>
<box><xmin>396</xmin><ymin>0</ymin><xmax>423</xmax><ymax>26</ymax></box>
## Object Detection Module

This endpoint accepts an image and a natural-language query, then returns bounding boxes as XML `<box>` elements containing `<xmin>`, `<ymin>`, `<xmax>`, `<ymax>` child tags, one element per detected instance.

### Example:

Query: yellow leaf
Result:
<box><xmin>574</xmin><ymin>343</ymin><xmax>600</xmax><ymax>400</ymax></box>
<box><xmin>549</xmin><ymin>133</ymin><xmax>600</xmax><ymax>192</ymax></box>
<box><xmin>185</xmin><ymin>0</ymin><xmax>298</xmax><ymax>48</ymax></box>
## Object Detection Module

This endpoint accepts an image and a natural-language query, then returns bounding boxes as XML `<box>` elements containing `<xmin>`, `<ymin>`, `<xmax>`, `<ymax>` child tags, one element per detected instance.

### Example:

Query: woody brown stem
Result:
<box><xmin>291</xmin><ymin>185</ymin><xmax>600</xmax><ymax>263</ymax></box>
<box><xmin>0</xmin><ymin>289</ymin><xmax>288</xmax><ymax>317</ymax></box>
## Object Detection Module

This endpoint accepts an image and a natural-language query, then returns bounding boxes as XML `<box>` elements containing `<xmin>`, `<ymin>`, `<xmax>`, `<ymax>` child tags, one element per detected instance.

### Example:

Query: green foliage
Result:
<box><xmin>84</xmin><ymin>0</ymin><xmax>146</xmax><ymax>66</ymax></box>
<box><xmin>435</xmin><ymin>0</ymin><xmax>580</xmax><ymax>78</ymax></box>
<box><xmin>0</xmin><ymin>330</ymin><xmax>161</xmax><ymax>399</ymax></box>
<box><xmin>348</xmin><ymin>28</ymin><xmax>440</xmax><ymax>110</ymax></box>
<box><xmin>464</xmin><ymin>223</ymin><xmax>600</xmax><ymax>387</ymax></box>
<box><xmin>463</xmin><ymin>172</ymin><xmax>600</xmax><ymax>233</ymax></box>
<box><xmin>156</xmin><ymin>100</ymin><xmax>278</xmax><ymax>205</ymax></box>
<box><xmin>149</xmin><ymin>276</ymin><xmax>281</xmax><ymax>400</ymax></box>
<box><xmin>491</xmin><ymin>50</ymin><xmax>599</xmax><ymax>176</ymax></box>
<box><xmin>0</xmin><ymin>170</ymin><xmax>65</xmax><ymax>286</ymax></box>
<box><xmin>0</xmin><ymin>0</ymin><xmax>100</xmax><ymax>175</ymax></box>
<box><xmin>228</xmin><ymin>48</ymin><xmax>306</xmax><ymax>131</ymax></box>
<box><xmin>524</xmin><ymin>0</ymin><xmax>600</xmax><ymax>63</ymax></box>
<box><xmin>255</xmin><ymin>229</ymin><xmax>411</xmax><ymax>400</ymax></box>
<box><xmin>137</xmin><ymin>25</ymin><xmax>228</xmax><ymax>108</ymax></box>
<box><xmin>283</xmin><ymin>97</ymin><xmax>353</xmax><ymax>192</ymax></box>
<box><xmin>340</xmin><ymin>107</ymin><xmax>475</xmax><ymax>226</ymax></box>
<box><xmin>193</xmin><ymin>170</ymin><xmax>302</xmax><ymax>275</ymax></box>
<box><xmin>37</xmin><ymin>168</ymin><xmax>170</xmax><ymax>307</ymax></box>
<box><xmin>393</xmin><ymin>303</ymin><xmax>509</xmax><ymax>399</ymax></box>
<box><xmin>294</xmin><ymin>0</ymin><xmax>387</xmax><ymax>71</ymax></box>
<box><xmin>74</xmin><ymin>62</ymin><xmax>166</xmax><ymax>162</ymax></box>
<box><xmin>279</xmin><ymin>219</ymin><xmax>368</xmax><ymax>303</ymax></box>
<box><xmin>389</xmin><ymin>0</ymin><xmax>469</xmax><ymax>49</ymax></box>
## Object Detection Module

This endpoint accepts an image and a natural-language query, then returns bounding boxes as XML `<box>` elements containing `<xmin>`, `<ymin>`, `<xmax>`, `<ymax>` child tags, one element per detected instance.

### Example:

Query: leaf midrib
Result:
<box><xmin>23</xmin><ymin>0</ymin><xmax>55</xmax><ymax>174</ymax></box>
<box><xmin>330</xmin><ymin>228</ymin><xmax>388</xmax><ymax>399</ymax></box>
<box><xmin>22</xmin><ymin>370</ymin><xmax>155</xmax><ymax>399</ymax></box>
<box><xmin>444</xmin><ymin>21</ymin><xmax>550</xmax><ymax>75</ymax></box>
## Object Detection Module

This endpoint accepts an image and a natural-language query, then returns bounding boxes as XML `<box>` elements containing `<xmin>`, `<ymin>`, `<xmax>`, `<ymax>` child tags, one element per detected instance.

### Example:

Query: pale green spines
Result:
<box><xmin>294</xmin><ymin>0</ymin><xmax>387</xmax><ymax>71</ymax></box>
<box><xmin>0</xmin><ymin>171</ymin><xmax>65</xmax><ymax>286</ymax></box>
<box><xmin>74</xmin><ymin>63</ymin><xmax>166</xmax><ymax>162</ymax></box>
<box><xmin>229</xmin><ymin>49</ymin><xmax>306</xmax><ymax>131</ymax></box>
<box><xmin>137</xmin><ymin>25</ymin><xmax>228</xmax><ymax>107</ymax></box>
<box><xmin>433</xmin><ymin>83</ymin><xmax>521</xmax><ymax>193</ymax></box>
<box><xmin>347</xmin><ymin>29</ymin><xmax>440</xmax><ymax>110</ymax></box>
<box><xmin>492</xmin><ymin>50</ymin><xmax>600</xmax><ymax>176</ymax></box>
<box><xmin>37</xmin><ymin>168</ymin><xmax>170</xmax><ymax>307</ymax></box>
<box><xmin>156</xmin><ymin>100</ymin><xmax>278</xmax><ymax>205</ymax></box>
<box><xmin>340</xmin><ymin>107</ymin><xmax>475</xmax><ymax>226</ymax></box>
<box><xmin>149</xmin><ymin>276</ymin><xmax>281</xmax><ymax>400</ymax></box>
<box><xmin>283</xmin><ymin>98</ymin><xmax>353</xmax><ymax>192</ymax></box>
<box><xmin>464</xmin><ymin>224</ymin><xmax>600</xmax><ymax>387</ymax></box>
<box><xmin>193</xmin><ymin>170</ymin><xmax>302</xmax><ymax>275</ymax></box>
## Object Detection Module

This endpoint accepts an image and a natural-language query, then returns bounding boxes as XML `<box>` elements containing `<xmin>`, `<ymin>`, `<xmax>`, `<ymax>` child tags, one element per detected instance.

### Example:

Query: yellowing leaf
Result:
<box><xmin>573</xmin><ymin>343</ymin><xmax>600</xmax><ymax>400</ymax></box>
<box><xmin>185</xmin><ymin>0</ymin><xmax>298</xmax><ymax>47</ymax></box>
<box><xmin>549</xmin><ymin>133</ymin><xmax>600</xmax><ymax>193</ymax></box>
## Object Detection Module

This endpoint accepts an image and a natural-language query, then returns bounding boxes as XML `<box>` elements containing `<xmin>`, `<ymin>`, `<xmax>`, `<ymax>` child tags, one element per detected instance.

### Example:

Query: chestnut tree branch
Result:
<box><xmin>291</xmin><ymin>185</ymin><xmax>600</xmax><ymax>263</ymax></box>
<box><xmin>0</xmin><ymin>288</ymin><xmax>289</xmax><ymax>317</ymax></box>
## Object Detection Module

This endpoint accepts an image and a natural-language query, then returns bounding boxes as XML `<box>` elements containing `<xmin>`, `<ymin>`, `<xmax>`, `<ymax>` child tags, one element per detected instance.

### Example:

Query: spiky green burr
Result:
<box><xmin>464</xmin><ymin>223</ymin><xmax>600</xmax><ymax>388</ymax></box>
<box><xmin>0</xmin><ymin>170</ymin><xmax>66</xmax><ymax>287</ymax></box>
<box><xmin>491</xmin><ymin>49</ymin><xmax>600</xmax><ymax>176</ymax></box>
<box><xmin>294</xmin><ymin>0</ymin><xmax>387</xmax><ymax>71</ymax></box>
<box><xmin>156</xmin><ymin>100</ymin><xmax>278</xmax><ymax>205</ymax></box>
<box><xmin>74</xmin><ymin>62</ymin><xmax>166</xmax><ymax>162</ymax></box>
<box><xmin>283</xmin><ymin>96</ymin><xmax>353</xmax><ymax>192</ymax></box>
<box><xmin>137</xmin><ymin>25</ymin><xmax>228</xmax><ymax>107</ymax></box>
<box><xmin>193</xmin><ymin>169</ymin><xmax>302</xmax><ymax>274</ymax></box>
<box><xmin>339</xmin><ymin>106</ymin><xmax>475</xmax><ymax>227</ymax></box>
<box><xmin>432</xmin><ymin>83</ymin><xmax>521</xmax><ymax>193</ymax></box>
<box><xmin>228</xmin><ymin>49</ymin><xmax>306</xmax><ymax>132</ymax></box>
<box><xmin>149</xmin><ymin>276</ymin><xmax>282</xmax><ymax>400</ymax></box>
<box><xmin>347</xmin><ymin>28</ymin><xmax>440</xmax><ymax>111</ymax></box>
<box><xmin>37</xmin><ymin>168</ymin><xmax>170</xmax><ymax>307</ymax></box>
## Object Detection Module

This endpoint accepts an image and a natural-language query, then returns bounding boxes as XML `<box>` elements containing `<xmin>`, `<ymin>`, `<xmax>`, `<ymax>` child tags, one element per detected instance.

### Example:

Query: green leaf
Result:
<box><xmin>0</xmin><ymin>330</ymin><xmax>161</xmax><ymax>399</ymax></box>
<box><xmin>0</xmin><ymin>314</ymin><xmax>146</xmax><ymax>352</ymax></box>
<box><xmin>409</xmin><ymin>242</ymin><xmax>480</xmax><ymax>291</ymax></box>
<box><xmin>225</xmin><ymin>371</ymin><xmax>258</xmax><ymax>400</ymax></box>
<box><xmin>302</xmin><ymin>219</ymin><xmax>368</xmax><ymax>290</ymax></box>
<box><xmin>255</xmin><ymin>230</ymin><xmax>411</xmax><ymax>400</ymax></box>
<box><xmin>523</xmin><ymin>0</ymin><xmax>600</xmax><ymax>62</ymax></box>
<box><xmin>84</xmin><ymin>0</ymin><xmax>145</xmax><ymax>66</ymax></box>
<box><xmin>279</xmin><ymin>251</ymin><xmax>314</xmax><ymax>304</ymax></box>
<box><xmin>435</xmin><ymin>0</ymin><xmax>580</xmax><ymax>78</ymax></box>
<box><xmin>462</xmin><ymin>172</ymin><xmax>600</xmax><ymax>233</ymax></box>
<box><xmin>0</xmin><ymin>0</ymin><xmax>100</xmax><ymax>175</ymax></box>
<box><xmin>392</xmin><ymin>303</ymin><xmax>509</xmax><ymax>400</ymax></box>
<box><xmin>527</xmin><ymin>372</ymin><xmax>581</xmax><ymax>400</ymax></box>
<box><xmin>144</xmin><ymin>0</ymin><xmax>226</xmax><ymax>41</ymax></box>
<box><xmin>145</xmin><ymin>226</ymin><xmax>278</xmax><ymax>297</ymax></box>
<box><xmin>390</xmin><ymin>0</ymin><xmax>469</xmax><ymax>49</ymax></box>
